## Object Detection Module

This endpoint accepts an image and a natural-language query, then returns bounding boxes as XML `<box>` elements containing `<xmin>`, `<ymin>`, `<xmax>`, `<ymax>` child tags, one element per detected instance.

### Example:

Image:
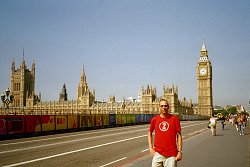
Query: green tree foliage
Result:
<box><xmin>220</xmin><ymin>108</ymin><xmax>228</xmax><ymax>117</ymax></box>
<box><xmin>213</xmin><ymin>110</ymin><xmax>220</xmax><ymax>115</ymax></box>
<box><xmin>213</xmin><ymin>108</ymin><xmax>228</xmax><ymax>117</ymax></box>
<box><xmin>227</xmin><ymin>106</ymin><xmax>237</xmax><ymax>115</ymax></box>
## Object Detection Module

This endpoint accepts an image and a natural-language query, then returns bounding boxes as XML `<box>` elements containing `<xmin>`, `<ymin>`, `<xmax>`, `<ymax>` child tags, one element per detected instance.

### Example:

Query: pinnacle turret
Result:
<box><xmin>201</xmin><ymin>40</ymin><xmax>207</xmax><ymax>52</ymax></box>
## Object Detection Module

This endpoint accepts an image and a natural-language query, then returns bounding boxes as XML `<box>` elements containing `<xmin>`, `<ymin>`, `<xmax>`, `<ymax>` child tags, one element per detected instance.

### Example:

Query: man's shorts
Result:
<box><xmin>152</xmin><ymin>152</ymin><xmax>177</xmax><ymax>167</ymax></box>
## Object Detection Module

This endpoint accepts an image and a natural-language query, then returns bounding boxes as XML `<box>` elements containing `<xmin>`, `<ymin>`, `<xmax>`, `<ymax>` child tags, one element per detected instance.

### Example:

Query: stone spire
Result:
<box><xmin>78</xmin><ymin>65</ymin><xmax>88</xmax><ymax>98</ymax></box>
<box><xmin>21</xmin><ymin>48</ymin><xmax>26</xmax><ymax>68</ymax></box>
<box><xmin>59</xmin><ymin>83</ymin><xmax>68</xmax><ymax>101</ymax></box>
<box><xmin>199</xmin><ymin>39</ymin><xmax>209</xmax><ymax>61</ymax></box>
<box><xmin>80</xmin><ymin>65</ymin><xmax>86</xmax><ymax>83</ymax></box>
<box><xmin>11</xmin><ymin>58</ymin><xmax>15</xmax><ymax>72</ymax></box>
<box><xmin>201</xmin><ymin>40</ymin><xmax>207</xmax><ymax>52</ymax></box>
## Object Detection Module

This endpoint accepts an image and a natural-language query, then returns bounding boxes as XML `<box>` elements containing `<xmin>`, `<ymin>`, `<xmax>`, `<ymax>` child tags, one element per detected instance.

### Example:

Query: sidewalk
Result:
<box><xmin>178</xmin><ymin>121</ymin><xmax>250</xmax><ymax>167</ymax></box>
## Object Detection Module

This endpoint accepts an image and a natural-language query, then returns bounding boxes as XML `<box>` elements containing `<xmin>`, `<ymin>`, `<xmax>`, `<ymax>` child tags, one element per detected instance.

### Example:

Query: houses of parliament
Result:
<box><xmin>4</xmin><ymin>41</ymin><xmax>213</xmax><ymax>117</ymax></box>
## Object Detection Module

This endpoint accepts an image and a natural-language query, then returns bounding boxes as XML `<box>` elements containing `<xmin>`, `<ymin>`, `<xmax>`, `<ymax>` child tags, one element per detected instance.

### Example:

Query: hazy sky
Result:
<box><xmin>0</xmin><ymin>0</ymin><xmax>249</xmax><ymax>109</ymax></box>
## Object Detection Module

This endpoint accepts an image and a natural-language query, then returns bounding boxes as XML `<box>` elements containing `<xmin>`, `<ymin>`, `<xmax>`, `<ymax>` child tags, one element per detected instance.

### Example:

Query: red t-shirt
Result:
<box><xmin>149</xmin><ymin>114</ymin><xmax>181</xmax><ymax>157</ymax></box>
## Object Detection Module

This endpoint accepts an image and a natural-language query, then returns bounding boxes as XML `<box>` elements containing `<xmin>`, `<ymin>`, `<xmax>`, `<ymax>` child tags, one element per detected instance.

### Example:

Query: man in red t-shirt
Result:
<box><xmin>148</xmin><ymin>99</ymin><xmax>182</xmax><ymax>167</ymax></box>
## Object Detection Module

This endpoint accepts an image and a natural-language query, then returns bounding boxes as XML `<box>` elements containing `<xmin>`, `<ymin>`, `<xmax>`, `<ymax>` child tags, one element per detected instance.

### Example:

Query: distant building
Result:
<box><xmin>59</xmin><ymin>84</ymin><xmax>68</xmax><ymax>102</ymax></box>
<box><xmin>10</xmin><ymin>51</ymin><xmax>40</xmax><ymax>107</ymax></box>
<box><xmin>5</xmin><ymin>42</ymin><xmax>212</xmax><ymax>118</ymax></box>
<box><xmin>225</xmin><ymin>104</ymin><xmax>245</xmax><ymax>113</ymax></box>
<box><xmin>7</xmin><ymin>61</ymin><xmax>195</xmax><ymax>116</ymax></box>
<box><xmin>196</xmin><ymin>40</ymin><xmax>213</xmax><ymax>117</ymax></box>
<box><xmin>25</xmin><ymin>65</ymin><xmax>194</xmax><ymax>115</ymax></box>
<box><xmin>236</xmin><ymin>105</ymin><xmax>245</xmax><ymax>113</ymax></box>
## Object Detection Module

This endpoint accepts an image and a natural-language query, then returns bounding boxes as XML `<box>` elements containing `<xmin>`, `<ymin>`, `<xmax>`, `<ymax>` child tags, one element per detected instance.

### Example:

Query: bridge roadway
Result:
<box><xmin>0</xmin><ymin>120</ymin><xmax>248</xmax><ymax>167</ymax></box>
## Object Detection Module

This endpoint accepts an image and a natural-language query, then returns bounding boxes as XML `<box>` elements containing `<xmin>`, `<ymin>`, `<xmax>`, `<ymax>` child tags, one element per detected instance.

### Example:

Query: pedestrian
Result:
<box><xmin>209</xmin><ymin>114</ymin><xmax>217</xmax><ymax>136</ymax></box>
<box><xmin>237</xmin><ymin>113</ymin><xmax>244</xmax><ymax>135</ymax></box>
<box><xmin>220</xmin><ymin>116</ymin><xmax>226</xmax><ymax>130</ymax></box>
<box><xmin>243</xmin><ymin>114</ymin><xmax>247</xmax><ymax>127</ymax></box>
<box><xmin>148</xmin><ymin>99</ymin><xmax>182</xmax><ymax>167</ymax></box>
<box><xmin>234</xmin><ymin>114</ymin><xmax>239</xmax><ymax>131</ymax></box>
<box><xmin>229</xmin><ymin>114</ymin><xmax>233</xmax><ymax>125</ymax></box>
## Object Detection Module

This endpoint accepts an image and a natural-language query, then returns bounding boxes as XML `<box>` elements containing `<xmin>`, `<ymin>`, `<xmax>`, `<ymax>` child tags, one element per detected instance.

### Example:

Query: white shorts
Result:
<box><xmin>152</xmin><ymin>152</ymin><xmax>177</xmax><ymax>167</ymax></box>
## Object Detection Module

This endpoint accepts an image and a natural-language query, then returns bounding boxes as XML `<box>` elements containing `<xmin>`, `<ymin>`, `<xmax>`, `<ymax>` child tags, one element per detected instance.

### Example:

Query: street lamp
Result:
<box><xmin>1</xmin><ymin>88</ymin><xmax>14</xmax><ymax>109</ymax></box>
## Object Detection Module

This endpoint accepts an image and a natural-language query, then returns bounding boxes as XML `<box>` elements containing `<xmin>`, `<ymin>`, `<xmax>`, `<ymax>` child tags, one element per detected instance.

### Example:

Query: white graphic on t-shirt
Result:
<box><xmin>159</xmin><ymin>121</ymin><xmax>169</xmax><ymax>132</ymax></box>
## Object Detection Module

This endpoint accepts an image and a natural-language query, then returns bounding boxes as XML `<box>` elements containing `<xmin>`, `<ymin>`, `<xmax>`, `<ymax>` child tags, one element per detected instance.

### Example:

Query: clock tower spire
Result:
<box><xmin>196</xmin><ymin>40</ymin><xmax>213</xmax><ymax>117</ymax></box>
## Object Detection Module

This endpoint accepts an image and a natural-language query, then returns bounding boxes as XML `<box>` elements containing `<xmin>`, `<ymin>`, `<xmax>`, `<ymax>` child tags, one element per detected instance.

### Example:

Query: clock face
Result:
<box><xmin>200</xmin><ymin>68</ymin><xmax>207</xmax><ymax>75</ymax></box>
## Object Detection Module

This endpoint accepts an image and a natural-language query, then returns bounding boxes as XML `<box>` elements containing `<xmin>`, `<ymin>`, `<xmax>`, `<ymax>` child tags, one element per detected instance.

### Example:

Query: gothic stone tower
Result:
<box><xmin>77</xmin><ymin>65</ymin><xmax>95</xmax><ymax>107</ymax></box>
<box><xmin>141</xmin><ymin>84</ymin><xmax>157</xmax><ymax>113</ymax></box>
<box><xmin>10</xmin><ymin>56</ymin><xmax>35</xmax><ymax>107</ymax></box>
<box><xmin>162</xmin><ymin>84</ymin><xmax>178</xmax><ymax>113</ymax></box>
<box><xmin>197</xmin><ymin>41</ymin><xmax>213</xmax><ymax>117</ymax></box>
<box><xmin>59</xmin><ymin>83</ymin><xmax>68</xmax><ymax>102</ymax></box>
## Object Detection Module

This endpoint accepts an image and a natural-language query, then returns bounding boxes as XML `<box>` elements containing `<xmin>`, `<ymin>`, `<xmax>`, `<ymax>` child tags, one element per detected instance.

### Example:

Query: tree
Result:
<box><xmin>213</xmin><ymin>108</ymin><xmax>228</xmax><ymax>117</ymax></box>
<box><xmin>227</xmin><ymin>106</ymin><xmax>237</xmax><ymax>115</ymax></box>
<box><xmin>220</xmin><ymin>108</ymin><xmax>228</xmax><ymax>117</ymax></box>
<box><xmin>213</xmin><ymin>109</ymin><xmax>221</xmax><ymax>116</ymax></box>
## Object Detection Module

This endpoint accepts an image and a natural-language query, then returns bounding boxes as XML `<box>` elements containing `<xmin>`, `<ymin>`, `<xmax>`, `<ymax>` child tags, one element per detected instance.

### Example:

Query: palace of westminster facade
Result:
<box><xmin>5</xmin><ymin>41</ymin><xmax>213</xmax><ymax>117</ymax></box>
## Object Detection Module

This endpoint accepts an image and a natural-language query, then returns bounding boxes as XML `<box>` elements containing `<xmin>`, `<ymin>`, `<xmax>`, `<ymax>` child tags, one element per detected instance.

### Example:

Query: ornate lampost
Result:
<box><xmin>1</xmin><ymin>88</ymin><xmax>13</xmax><ymax>135</ymax></box>
<box><xmin>1</xmin><ymin>88</ymin><xmax>14</xmax><ymax>109</ymax></box>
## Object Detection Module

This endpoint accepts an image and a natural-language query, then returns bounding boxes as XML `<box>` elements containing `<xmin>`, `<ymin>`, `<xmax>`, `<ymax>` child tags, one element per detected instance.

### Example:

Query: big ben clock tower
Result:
<box><xmin>197</xmin><ymin>41</ymin><xmax>213</xmax><ymax>117</ymax></box>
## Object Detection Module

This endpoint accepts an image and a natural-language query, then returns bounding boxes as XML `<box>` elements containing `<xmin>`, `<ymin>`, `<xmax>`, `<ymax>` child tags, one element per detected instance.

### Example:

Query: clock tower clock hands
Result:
<box><xmin>199</xmin><ymin>67</ymin><xmax>207</xmax><ymax>76</ymax></box>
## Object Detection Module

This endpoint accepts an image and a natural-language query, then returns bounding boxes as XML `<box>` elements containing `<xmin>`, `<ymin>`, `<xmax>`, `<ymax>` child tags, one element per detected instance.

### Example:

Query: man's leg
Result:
<box><xmin>152</xmin><ymin>152</ymin><xmax>164</xmax><ymax>167</ymax></box>
<box><xmin>163</xmin><ymin>156</ymin><xmax>177</xmax><ymax>167</ymax></box>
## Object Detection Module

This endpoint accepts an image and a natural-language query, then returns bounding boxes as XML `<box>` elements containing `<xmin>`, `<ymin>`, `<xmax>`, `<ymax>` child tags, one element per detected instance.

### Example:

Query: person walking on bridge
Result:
<box><xmin>209</xmin><ymin>114</ymin><xmax>217</xmax><ymax>136</ymax></box>
<box><xmin>148</xmin><ymin>99</ymin><xmax>182</xmax><ymax>167</ymax></box>
<box><xmin>237</xmin><ymin>113</ymin><xmax>245</xmax><ymax>135</ymax></box>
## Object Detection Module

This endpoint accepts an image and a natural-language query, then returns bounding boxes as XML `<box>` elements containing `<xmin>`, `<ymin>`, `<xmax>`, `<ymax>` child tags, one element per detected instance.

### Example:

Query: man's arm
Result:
<box><xmin>176</xmin><ymin>132</ymin><xmax>182</xmax><ymax>161</ymax></box>
<box><xmin>147</xmin><ymin>131</ymin><xmax>155</xmax><ymax>156</ymax></box>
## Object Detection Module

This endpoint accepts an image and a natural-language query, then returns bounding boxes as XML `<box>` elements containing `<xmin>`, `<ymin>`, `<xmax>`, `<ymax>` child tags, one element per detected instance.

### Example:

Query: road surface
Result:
<box><xmin>1</xmin><ymin>120</ymin><xmax>248</xmax><ymax>167</ymax></box>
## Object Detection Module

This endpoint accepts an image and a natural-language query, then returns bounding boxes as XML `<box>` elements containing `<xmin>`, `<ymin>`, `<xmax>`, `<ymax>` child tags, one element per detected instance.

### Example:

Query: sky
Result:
<box><xmin>0</xmin><ymin>0</ymin><xmax>249</xmax><ymax>110</ymax></box>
